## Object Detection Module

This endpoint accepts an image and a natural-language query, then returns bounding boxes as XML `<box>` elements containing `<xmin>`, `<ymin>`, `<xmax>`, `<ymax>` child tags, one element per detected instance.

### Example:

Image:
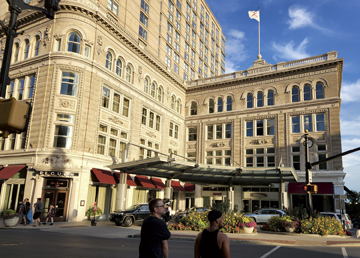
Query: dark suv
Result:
<box><xmin>110</xmin><ymin>203</ymin><xmax>151</xmax><ymax>227</ymax></box>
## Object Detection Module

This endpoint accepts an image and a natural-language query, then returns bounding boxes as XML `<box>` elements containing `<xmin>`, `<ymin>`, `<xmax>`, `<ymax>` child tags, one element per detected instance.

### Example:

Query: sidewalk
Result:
<box><xmin>1</xmin><ymin>219</ymin><xmax>360</xmax><ymax>246</ymax></box>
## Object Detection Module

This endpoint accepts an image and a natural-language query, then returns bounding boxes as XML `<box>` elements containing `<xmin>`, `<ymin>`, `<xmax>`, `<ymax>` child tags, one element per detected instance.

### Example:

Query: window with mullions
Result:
<box><xmin>176</xmin><ymin>9</ymin><xmax>181</xmax><ymax>20</ymax></box>
<box><xmin>246</xmin><ymin>119</ymin><xmax>275</xmax><ymax>137</ymax></box>
<box><xmin>207</xmin><ymin>124</ymin><xmax>231</xmax><ymax>139</ymax></box>
<box><xmin>60</xmin><ymin>71</ymin><xmax>78</xmax><ymax>96</ymax></box>
<box><xmin>139</xmin><ymin>26</ymin><xmax>147</xmax><ymax>40</ymax></box>
<box><xmin>116</xmin><ymin>58</ymin><xmax>123</xmax><ymax>77</ymax></box>
<box><xmin>257</xmin><ymin>92</ymin><xmax>264</xmax><ymax>107</ymax></box>
<box><xmin>217</xmin><ymin>98</ymin><xmax>223</xmax><ymax>112</ymax></box>
<box><xmin>54</xmin><ymin>114</ymin><xmax>74</xmax><ymax>149</ymax></box>
<box><xmin>168</xmin><ymin>11</ymin><xmax>174</xmax><ymax>22</ymax></box>
<box><xmin>140</xmin><ymin>12</ymin><xmax>148</xmax><ymax>27</ymax></box>
<box><xmin>317</xmin><ymin>144</ymin><xmax>327</xmax><ymax>170</ymax></box>
<box><xmin>246</xmin><ymin>147</ymin><xmax>275</xmax><ymax>167</ymax></box>
<box><xmin>209</xmin><ymin>99</ymin><xmax>214</xmax><ymax>113</ymax></box>
<box><xmin>102</xmin><ymin>86</ymin><xmax>131</xmax><ymax>117</ymax></box>
<box><xmin>291</xmin><ymin>146</ymin><xmax>301</xmax><ymax>170</ymax></box>
<box><xmin>190</xmin><ymin>102</ymin><xmax>197</xmax><ymax>115</ymax></box>
<box><xmin>169</xmin><ymin>122</ymin><xmax>179</xmax><ymax>139</ymax></box>
<box><xmin>106</xmin><ymin>51</ymin><xmax>113</xmax><ymax>70</ymax></box>
<box><xmin>292</xmin><ymin>86</ymin><xmax>300</xmax><ymax>102</ymax></box>
<box><xmin>303</xmin><ymin>84</ymin><xmax>311</xmax><ymax>101</ymax></box>
<box><xmin>107</xmin><ymin>0</ymin><xmax>118</xmax><ymax>15</ymax></box>
<box><xmin>188</xmin><ymin>127</ymin><xmax>197</xmax><ymax>141</ymax></box>
<box><xmin>34</xmin><ymin>36</ymin><xmax>41</xmax><ymax>56</ymax></box>
<box><xmin>24</xmin><ymin>40</ymin><xmax>30</xmax><ymax>59</ymax></box>
<box><xmin>67</xmin><ymin>32</ymin><xmax>81</xmax><ymax>53</ymax></box>
<box><xmin>168</xmin><ymin>0</ymin><xmax>174</xmax><ymax>11</ymax></box>
<box><xmin>247</xmin><ymin>93</ymin><xmax>253</xmax><ymax>108</ymax></box>
<box><xmin>141</xmin><ymin>0</ymin><xmax>149</xmax><ymax>13</ymax></box>
<box><xmin>267</xmin><ymin>90</ymin><xmax>274</xmax><ymax>106</ymax></box>
<box><xmin>291</xmin><ymin>113</ymin><xmax>325</xmax><ymax>133</ymax></box>
<box><xmin>316</xmin><ymin>82</ymin><xmax>324</xmax><ymax>99</ymax></box>
<box><xmin>226</xmin><ymin>97</ymin><xmax>232</xmax><ymax>111</ymax></box>
<box><xmin>141</xmin><ymin>108</ymin><xmax>161</xmax><ymax>131</ymax></box>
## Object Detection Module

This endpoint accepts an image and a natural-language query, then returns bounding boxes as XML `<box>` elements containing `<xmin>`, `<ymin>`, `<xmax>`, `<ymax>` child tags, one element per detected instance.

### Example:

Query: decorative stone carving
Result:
<box><xmin>96</xmin><ymin>36</ymin><xmax>103</xmax><ymax>57</ymax></box>
<box><xmin>170</xmin><ymin>140</ymin><xmax>178</xmax><ymax>147</ymax></box>
<box><xmin>210</xmin><ymin>142</ymin><xmax>225</xmax><ymax>147</ymax></box>
<box><xmin>187</xmin><ymin>144</ymin><xmax>196</xmax><ymax>149</ymax></box>
<box><xmin>44</xmin><ymin>25</ymin><xmax>52</xmax><ymax>48</ymax></box>
<box><xmin>108</xmin><ymin>115</ymin><xmax>123</xmax><ymax>125</ymax></box>
<box><xmin>40</xmin><ymin>155</ymin><xmax>74</xmax><ymax>168</ymax></box>
<box><xmin>250</xmin><ymin>139</ymin><xmax>269</xmax><ymax>145</ymax></box>
<box><xmin>84</xmin><ymin>39</ymin><xmax>94</xmax><ymax>46</ymax></box>
<box><xmin>59</xmin><ymin>99</ymin><xmax>75</xmax><ymax>109</ymax></box>
<box><xmin>138</xmin><ymin>66</ymin><xmax>143</xmax><ymax>83</ymax></box>
<box><xmin>146</xmin><ymin>131</ymin><xmax>156</xmax><ymax>138</ymax></box>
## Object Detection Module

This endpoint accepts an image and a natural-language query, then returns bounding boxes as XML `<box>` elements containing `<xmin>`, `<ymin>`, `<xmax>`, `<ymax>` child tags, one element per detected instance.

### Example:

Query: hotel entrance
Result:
<box><xmin>41</xmin><ymin>178</ymin><xmax>70</xmax><ymax>222</ymax></box>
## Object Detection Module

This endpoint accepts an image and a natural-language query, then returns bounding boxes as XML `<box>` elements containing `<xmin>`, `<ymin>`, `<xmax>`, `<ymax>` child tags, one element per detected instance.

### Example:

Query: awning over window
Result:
<box><xmin>135</xmin><ymin>175</ymin><xmax>156</xmax><ymax>188</ymax></box>
<box><xmin>171</xmin><ymin>181</ymin><xmax>184</xmax><ymax>191</ymax></box>
<box><xmin>151</xmin><ymin>178</ymin><xmax>165</xmax><ymax>189</ymax></box>
<box><xmin>0</xmin><ymin>165</ymin><xmax>27</xmax><ymax>180</ymax></box>
<box><xmin>113</xmin><ymin>172</ymin><xmax>137</xmax><ymax>186</ymax></box>
<box><xmin>184</xmin><ymin>183</ymin><xmax>195</xmax><ymax>191</ymax></box>
<box><xmin>288</xmin><ymin>182</ymin><xmax>333</xmax><ymax>194</ymax></box>
<box><xmin>91</xmin><ymin>168</ymin><xmax>117</xmax><ymax>185</ymax></box>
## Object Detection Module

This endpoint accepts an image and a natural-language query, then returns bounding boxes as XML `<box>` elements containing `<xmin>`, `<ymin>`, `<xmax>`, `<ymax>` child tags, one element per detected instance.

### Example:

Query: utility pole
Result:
<box><xmin>304</xmin><ymin>130</ymin><xmax>313</xmax><ymax>217</ymax></box>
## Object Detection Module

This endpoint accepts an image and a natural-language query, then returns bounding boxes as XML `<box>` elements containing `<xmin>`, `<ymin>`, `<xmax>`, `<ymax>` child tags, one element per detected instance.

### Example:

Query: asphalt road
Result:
<box><xmin>0</xmin><ymin>229</ymin><xmax>359</xmax><ymax>258</ymax></box>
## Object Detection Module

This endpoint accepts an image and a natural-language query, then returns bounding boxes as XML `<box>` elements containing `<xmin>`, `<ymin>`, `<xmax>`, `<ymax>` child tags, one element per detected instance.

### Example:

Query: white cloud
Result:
<box><xmin>341</xmin><ymin>79</ymin><xmax>360</xmax><ymax>102</ymax></box>
<box><xmin>271</xmin><ymin>38</ymin><xmax>310</xmax><ymax>61</ymax></box>
<box><xmin>224</xmin><ymin>29</ymin><xmax>248</xmax><ymax>73</ymax></box>
<box><xmin>288</xmin><ymin>6</ymin><xmax>314</xmax><ymax>29</ymax></box>
<box><xmin>340</xmin><ymin>116</ymin><xmax>360</xmax><ymax>136</ymax></box>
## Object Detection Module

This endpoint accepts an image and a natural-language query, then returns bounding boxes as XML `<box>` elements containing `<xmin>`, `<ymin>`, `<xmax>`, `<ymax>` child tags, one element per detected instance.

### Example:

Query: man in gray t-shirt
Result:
<box><xmin>33</xmin><ymin>198</ymin><xmax>43</xmax><ymax>227</ymax></box>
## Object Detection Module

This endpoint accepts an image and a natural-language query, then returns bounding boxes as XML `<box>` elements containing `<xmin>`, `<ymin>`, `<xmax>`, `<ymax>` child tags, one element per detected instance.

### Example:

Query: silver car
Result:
<box><xmin>319</xmin><ymin>212</ymin><xmax>353</xmax><ymax>229</ymax></box>
<box><xmin>245</xmin><ymin>208</ymin><xmax>286</xmax><ymax>223</ymax></box>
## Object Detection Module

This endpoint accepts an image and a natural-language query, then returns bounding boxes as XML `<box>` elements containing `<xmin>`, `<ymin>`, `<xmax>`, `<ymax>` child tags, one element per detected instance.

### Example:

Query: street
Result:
<box><xmin>0</xmin><ymin>229</ymin><xmax>359</xmax><ymax>258</ymax></box>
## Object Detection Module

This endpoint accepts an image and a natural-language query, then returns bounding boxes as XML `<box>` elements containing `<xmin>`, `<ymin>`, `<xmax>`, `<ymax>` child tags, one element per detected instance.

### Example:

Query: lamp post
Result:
<box><xmin>0</xmin><ymin>0</ymin><xmax>59</xmax><ymax>98</ymax></box>
<box><xmin>304</xmin><ymin>130</ymin><xmax>314</xmax><ymax>217</ymax></box>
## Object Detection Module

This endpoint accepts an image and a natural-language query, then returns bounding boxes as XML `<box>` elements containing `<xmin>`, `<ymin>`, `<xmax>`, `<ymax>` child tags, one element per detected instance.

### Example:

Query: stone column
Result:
<box><xmin>33</xmin><ymin>176</ymin><xmax>44</xmax><ymax>203</ymax></box>
<box><xmin>279</xmin><ymin>181</ymin><xmax>285</xmax><ymax>209</ymax></box>
<box><xmin>115</xmin><ymin>172</ymin><xmax>127</xmax><ymax>210</ymax></box>
<box><xmin>164</xmin><ymin>179</ymin><xmax>172</xmax><ymax>199</ymax></box>
<box><xmin>194</xmin><ymin>184</ymin><xmax>203</xmax><ymax>207</ymax></box>
<box><xmin>178</xmin><ymin>191</ymin><xmax>186</xmax><ymax>211</ymax></box>
<box><xmin>227</xmin><ymin>186</ymin><xmax>234</xmax><ymax>210</ymax></box>
<box><xmin>67</xmin><ymin>178</ymin><xmax>79</xmax><ymax>222</ymax></box>
<box><xmin>104</xmin><ymin>185</ymin><xmax>112</xmax><ymax>218</ymax></box>
<box><xmin>157</xmin><ymin>189</ymin><xmax>164</xmax><ymax>199</ymax></box>
<box><xmin>0</xmin><ymin>182</ymin><xmax>7</xmax><ymax>213</ymax></box>
<box><xmin>233</xmin><ymin>185</ymin><xmax>242</xmax><ymax>212</ymax></box>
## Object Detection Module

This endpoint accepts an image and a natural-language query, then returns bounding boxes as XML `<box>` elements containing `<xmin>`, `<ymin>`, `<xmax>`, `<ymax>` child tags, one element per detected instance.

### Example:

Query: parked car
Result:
<box><xmin>319</xmin><ymin>212</ymin><xmax>353</xmax><ymax>229</ymax></box>
<box><xmin>174</xmin><ymin>207</ymin><xmax>210</xmax><ymax>222</ymax></box>
<box><xmin>109</xmin><ymin>203</ymin><xmax>150</xmax><ymax>227</ymax></box>
<box><xmin>244</xmin><ymin>208</ymin><xmax>286</xmax><ymax>223</ymax></box>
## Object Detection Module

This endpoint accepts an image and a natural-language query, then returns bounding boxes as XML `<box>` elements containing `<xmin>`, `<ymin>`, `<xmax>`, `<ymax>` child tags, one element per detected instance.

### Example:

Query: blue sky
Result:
<box><xmin>206</xmin><ymin>0</ymin><xmax>360</xmax><ymax>192</ymax></box>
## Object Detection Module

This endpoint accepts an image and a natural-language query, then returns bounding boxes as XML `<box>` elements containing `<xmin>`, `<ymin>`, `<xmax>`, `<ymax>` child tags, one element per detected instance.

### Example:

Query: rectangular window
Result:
<box><xmin>174</xmin><ymin>125</ymin><xmax>179</xmax><ymax>139</ymax></box>
<box><xmin>156</xmin><ymin>115</ymin><xmax>161</xmax><ymax>131</ymax></box>
<box><xmin>246</xmin><ymin>157</ymin><xmax>253</xmax><ymax>167</ymax></box>
<box><xmin>246</xmin><ymin>121</ymin><xmax>253</xmax><ymax>137</ymax></box>
<box><xmin>139</xmin><ymin>26</ymin><xmax>147</xmax><ymax>40</ymax></box>
<box><xmin>176</xmin><ymin>10</ymin><xmax>181</xmax><ymax>20</ymax></box>
<box><xmin>149</xmin><ymin>112</ymin><xmax>154</xmax><ymax>128</ymax></box>
<box><xmin>167</xmin><ymin>33</ymin><xmax>172</xmax><ymax>44</ymax></box>
<box><xmin>267</xmin><ymin>156</ymin><xmax>275</xmax><ymax>167</ymax></box>
<box><xmin>267</xmin><ymin>119</ymin><xmax>275</xmax><ymax>135</ymax></box>
<box><xmin>316</xmin><ymin>114</ymin><xmax>325</xmax><ymax>131</ymax></box>
<box><xmin>54</xmin><ymin>125</ymin><xmax>72</xmax><ymax>148</ymax></box>
<box><xmin>165</xmin><ymin>56</ymin><xmax>171</xmax><ymax>67</ymax></box>
<box><xmin>318</xmin><ymin>154</ymin><xmax>327</xmax><ymax>170</ymax></box>
<box><xmin>122</xmin><ymin>98</ymin><xmax>130</xmax><ymax>117</ymax></box>
<box><xmin>174</xmin><ymin>52</ymin><xmax>179</xmax><ymax>63</ymax></box>
<box><xmin>175</xmin><ymin>42</ymin><xmax>180</xmax><ymax>52</ymax></box>
<box><xmin>102</xmin><ymin>87</ymin><xmax>110</xmax><ymax>108</ymax></box>
<box><xmin>176</xmin><ymin>20</ymin><xmax>181</xmax><ymax>30</ymax></box>
<box><xmin>216</xmin><ymin>124</ymin><xmax>222</xmax><ymax>139</ymax></box>
<box><xmin>168</xmin><ymin>0</ymin><xmax>174</xmax><ymax>11</ymax></box>
<box><xmin>207</xmin><ymin>125</ymin><xmax>213</xmax><ymax>140</ymax></box>
<box><xmin>256</xmin><ymin>120</ymin><xmax>263</xmax><ymax>136</ymax></box>
<box><xmin>167</xmin><ymin>22</ymin><xmax>173</xmax><ymax>33</ymax></box>
<box><xmin>292</xmin><ymin>116</ymin><xmax>300</xmax><ymax>133</ymax></box>
<box><xmin>109</xmin><ymin>138</ymin><xmax>116</xmax><ymax>157</ymax></box>
<box><xmin>141</xmin><ymin>0</ymin><xmax>149</xmax><ymax>13</ymax></box>
<box><xmin>169</xmin><ymin>122</ymin><xmax>174</xmax><ymax>137</ymax></box>
<box><xmin>175</xmin><ymin>31</ymin><xmax>180</xmax><ymax>42</ymax></box>
<box><xmin>173</xmin><ymin>64</ymin><xmax>179</xmax><ymax>73</ymax></box>
<box><xmin>142</xmin><ymin>108</ymin><xmax>147</xmax><ymax>125</ymax></box>
<box><xmin>113</xmin><ymin>93</ymin><xmax>120</xmax><ymax>113</ymax></box>
<box><xmin>140</xmin><ymin>12</ymin><xmax>148</xmax><ymax>27</ymax></box>
<box><xmin>107</xmin><ymin>0</ymin><xmax>118</xmax><ymax>15</ymax></box>
<box><xmin>188</xmin><ymin>127</ymin><xmax>197</xmax><ymax>141</ymax></box>
<box><xmin>168</xmin><ymin>11</ymin><xmax>174</xmax><ymax>22</ymax></box>
<box><xmin>60</xmin><ymin>72</ymin><xmax>78</xmax><ymax>96</ymax></box>
<box><xmin>166</xmin><ymin>44</ymin><xmax>172</xmax><ymax>56</ymax></box>
<box><xmin>185</xmin><ymin>42</ymin><xmax>190</xmax><ymax>52</ymax></box>
<box><xmin>256</xmin><ymin>156</ymin><xmax>264</xmax><ymax>167</ymax></box>
<box><xmin>304</xmin><ymin>115</ymin><xmax>312</xmax><ymax>132</ymax></box>
<box><xmin>17</xmin><ymin>78</ymin><xmax>25</xmax><ymax>100</ymax></box>
<box><xmin>225</xmin><ymin>124</ymin><xmax>231</xmax><ymax>138</ymax></box>
<box><xmin>293</xmin><ymin>155</ymin><xmax>300</xmax><ymax>170</ymax></box>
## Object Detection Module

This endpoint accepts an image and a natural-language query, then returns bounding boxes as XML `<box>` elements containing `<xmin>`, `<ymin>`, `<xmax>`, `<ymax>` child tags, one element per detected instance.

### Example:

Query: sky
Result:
<box><xmin>205</xmin><ymin>0</ymin><xmax>360</xmax><ymax>192</ymax></box>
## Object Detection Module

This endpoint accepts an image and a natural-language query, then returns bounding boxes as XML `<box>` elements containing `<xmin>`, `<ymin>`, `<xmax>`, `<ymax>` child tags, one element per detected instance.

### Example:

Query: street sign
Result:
<box><xmin>308</xmin><ymin>170</ymin><xmax>312</xmax><ymax>183</ymax></box>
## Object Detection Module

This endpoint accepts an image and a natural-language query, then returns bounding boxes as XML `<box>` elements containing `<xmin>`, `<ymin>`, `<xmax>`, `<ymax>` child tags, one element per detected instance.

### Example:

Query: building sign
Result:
<box><xmin>38</xmin><ymin>171</ymin><xmax>79</xmax><ymax>177</ymax></box>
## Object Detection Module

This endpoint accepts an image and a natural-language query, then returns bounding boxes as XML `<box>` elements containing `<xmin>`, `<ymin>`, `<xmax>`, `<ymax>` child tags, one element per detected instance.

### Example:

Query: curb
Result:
<box><xmin>259</xmin><ymin>230</ymin><xmax>353</xmax><ymax>238</ymax></box>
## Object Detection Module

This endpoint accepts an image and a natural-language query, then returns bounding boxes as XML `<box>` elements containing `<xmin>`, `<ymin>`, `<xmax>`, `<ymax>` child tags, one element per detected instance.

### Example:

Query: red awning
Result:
<box><xmin>184</xmin><ymin>183</ymin><xmax>195</xmax><ymax>191</ymax></box>
<box><xmin>171</xmin><ymin>181</ymin><xmax>184</xmax><ymax>191</ymax></box>
<box><xmin>288</xmin><ymin>182</ymin><xmax>333</xmax><ymax>194</ymax></box>
<box><xmin>0</xmin><ymin>165</ymin><xmax>26</xmax><ymax>180</ymax></box>
<box><xmin>151</xmin><ymin>178</ymin><xmax>165</xmax><ymax>189</ymax></box>
<box><xmin>91</xmin><ymin>168</ymin><xmax>117</xmax><ymax>185</ymax></box>
<box><xmin>112</xmin><ymin>172</ymin><xmax>137</xmax><ymax>186</ymax></box>
<box><xmin>136</xmin><ymin>175</ymin><xmax>156</xmax><ymax>188</ymax></box>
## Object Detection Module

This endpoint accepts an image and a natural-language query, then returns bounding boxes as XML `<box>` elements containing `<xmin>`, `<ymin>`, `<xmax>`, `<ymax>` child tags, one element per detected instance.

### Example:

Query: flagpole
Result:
<box><xmin>258</xmin><ymin>7</ymin><xmax>261</xmax><ymax>59</ymax></box>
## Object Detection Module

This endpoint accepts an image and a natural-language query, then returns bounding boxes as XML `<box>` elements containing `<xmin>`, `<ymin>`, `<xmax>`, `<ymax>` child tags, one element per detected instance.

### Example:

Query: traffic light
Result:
<box><xmin>0</xmin><ymin>98</ymin><xmax>30</xmax><ymax>138</ymax></box>
<box><xmin>304</xmin><ymin>184</ymin><xmax>318</xmax><ymax>194</ymax></box>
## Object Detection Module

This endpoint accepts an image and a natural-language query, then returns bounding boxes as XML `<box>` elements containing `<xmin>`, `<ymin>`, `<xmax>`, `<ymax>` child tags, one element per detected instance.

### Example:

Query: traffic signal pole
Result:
<box><xmin>304</xmin><ymin>131</ymin><xmax>313</xmax><ymax>216</ymax></box>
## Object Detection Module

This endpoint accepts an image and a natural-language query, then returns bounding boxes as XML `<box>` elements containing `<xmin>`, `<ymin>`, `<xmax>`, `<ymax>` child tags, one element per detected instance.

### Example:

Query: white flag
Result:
<box><xmin>248</xmin><ymin>10</ymin><xmax>260</xmax><ymax>22</ymax></box>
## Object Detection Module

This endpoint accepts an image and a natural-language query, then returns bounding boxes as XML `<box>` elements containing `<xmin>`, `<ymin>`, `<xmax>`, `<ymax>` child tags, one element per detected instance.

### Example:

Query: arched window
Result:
<box><xmin>316</xmin><ymin>82</ymin><xmax>324</xmax><ymax>99</ymax></box>
<box><xmin>106</xmin><ymin>51</ymin><xmax>113</xmax><ymax>71</ymax></box>
<box><xmin>217</xmin><ymin>98</ymin><xmax>223</xmax><ymax>112</ymax></box>
<box><xmin>267</xmin><ymin>90</ymin><xmax>274</xmax><ymax>106</ymax></box>
<box><xmin>126</xmin><ymin>65</ymin><xmax>132</xmax><ymax>83</ymax></box>
<box><xmin>190</xmin><ymin>102</ymin><xmax>197</xmax><ymax>115</ymax></box>
<box><xmin>34</xmin><ymin>36</ymin><xmax>40</xmax><ymax>56</ymax></box>
<box><xmin>116</xmin><ymin>58</ymin><xmax>122</xmax><ymax>77</ymax></box>
<box><xmin>144</xmin><ymin>78</ymin><xmax>149</xmax><ymax>93</ymax></box>
<box><xmin>303</xmin><ymin>84</ymin><xmax>311</xmax><ymax>101</ymax></box>
<box><xmin>209</xmin><ymin>99</ymin><xmax>214</xmax><ymax>113</ymax></box>
<box><xmin>13</xmin><ymin>43</ymin><xmax>19</xmax><ymax>62</ymax></box>
<box><xmin>176</xmin><ymin>99</ymin><xmax>181</xmax><ymax>113</ymax></box>
<box><xmin>151</xmin><ymin>83</ymin><xmax>156</xmax><ymax>97</ymax></box>
<box><xmin>257</xmin><ymin>92</ymin><xmax>264</xmax><ymax>107</ymax></box>
<box><xmin>67</xmin><ymin>32</ymin><xmax>81</xmax><ymax>53</ymax></box>
<box><xmin>226</xmin><ymin>97</ymin><xmax>232</xmax><ymax>111</ymax></box>
<box><xmin>171</xmin><ymin>95</ymin><xmax>176</xmax><ymax>109</ymax></box>
<box><xmin>158</xmin><ymin>87</ymin><xmax>163</xmax><ymax>102</ymax></box>
<box><xmin>24</xmin><ymin>40</ymin><xmax>30</xmax><ymax>59</ymax></box>
<box><xmin>247</xmin><ymin>93</ymin><xmax>253</xmax><ymax>108</ymax></box>
<box><xmin>292</xmin><ymin>86</ymin><xmax>300</xmax><ymax>102</ymax></box>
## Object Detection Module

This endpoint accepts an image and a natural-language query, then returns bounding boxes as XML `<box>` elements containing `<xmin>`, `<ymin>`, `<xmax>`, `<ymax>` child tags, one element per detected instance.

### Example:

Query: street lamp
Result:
<box><xmin>0</xmin><ymin>0</ymin><xmax>59</xmax><ymax>137</ymax></box>
<box><xmin>304</xmin><ymin>130</ymin><xmax>314</xmax><ymax>216</ymax></box>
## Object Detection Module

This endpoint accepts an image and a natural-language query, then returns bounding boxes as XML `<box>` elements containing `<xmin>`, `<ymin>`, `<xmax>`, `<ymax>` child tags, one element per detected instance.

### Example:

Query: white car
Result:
<box><xmin>319</xmin><ymin>212</ymin><xmax>353</xmax><ymax>229</ymax></box>
<box><xmin>245</xmin><ymin>208</ymin><xmax>286</xmax><ymax>223</ymax></box>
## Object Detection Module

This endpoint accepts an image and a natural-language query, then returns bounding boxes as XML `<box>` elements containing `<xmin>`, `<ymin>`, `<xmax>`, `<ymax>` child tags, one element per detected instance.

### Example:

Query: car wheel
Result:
<box><xmin>123</xmin><ymin>217</ymin><xmax>133</xmax><ymax>227</ymax></box>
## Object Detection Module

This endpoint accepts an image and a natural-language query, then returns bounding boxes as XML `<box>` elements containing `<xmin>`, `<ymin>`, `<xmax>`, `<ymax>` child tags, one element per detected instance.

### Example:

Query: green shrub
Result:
<box><xmin>85</xmin><ymin>207</ymin><xmax>103</xmax><ymax>217</ymax></box>
<box><xmin>262</xmin><ymin>215</ymin><xmax>299</xmax><ymax>232</ymax></box>
<box><xmin>211</xmin><ymin>200</ymin><xmax>230</xmax><ymax>214</ymax></box>
<box><xmin>300</xmin><ymin>216</ymin><xmax>344</xmax><ymax>236</ymax></box>
<box><xmin>1</xmin><ymin>209</ymin><xmax>19</xmax><ymax>219</ymax></box>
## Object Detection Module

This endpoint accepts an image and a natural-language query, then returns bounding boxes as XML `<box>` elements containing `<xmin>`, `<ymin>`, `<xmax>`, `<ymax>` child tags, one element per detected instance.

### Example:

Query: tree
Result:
<box><xmin>345</xmin><ymin>189</ymin><xmax>360</xmax><ymax>226</ymax></box>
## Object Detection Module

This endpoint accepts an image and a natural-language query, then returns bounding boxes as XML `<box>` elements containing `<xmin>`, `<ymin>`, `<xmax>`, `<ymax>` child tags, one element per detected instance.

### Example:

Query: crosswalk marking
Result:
<box><xmin>259</xmin><ymin>246</ymin><xmax>281</xmax><ymax>258</ymax></box>
<box><xmin>341</xmin><ymin>247</ymin><xmax>348</xmax><ymax>258</ymax></box>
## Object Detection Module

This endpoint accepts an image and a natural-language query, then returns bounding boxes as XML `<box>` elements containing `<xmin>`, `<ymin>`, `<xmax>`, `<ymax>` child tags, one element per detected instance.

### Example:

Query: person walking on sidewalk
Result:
<box><xmin>18</xmin><ymin>200</ymin><xmax>27</xmax><ymax>225</ymax></box>
<box><xmin>43</xmin><ymin>202</ymin><xmax>55</xmax><ymax>225</ymax></box>
<box><xmin>194</xmin><ymin>210</ymin><xmax>231</xmax><ymax>258</ymax></box>
<box><xmin>139</xmin><ymin>198</ymin><xmax>171</xmax><ymax>258</ymax></box>
<box><xmin>33</xmin><ymin>198</ymin><xmax>43</xmax><ymax>227</ymax></box>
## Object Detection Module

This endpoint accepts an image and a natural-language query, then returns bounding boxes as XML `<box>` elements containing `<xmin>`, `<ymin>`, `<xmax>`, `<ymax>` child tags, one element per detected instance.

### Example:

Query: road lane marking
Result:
<box><xmin>259</xmin><ymin>246</ymin><xmax>281</xmax><ymax>258</ymax></box>
<box><xmin>341</xmin><ymin>247</ymin><xmax>348</xmax><ymax>258</ymax></box>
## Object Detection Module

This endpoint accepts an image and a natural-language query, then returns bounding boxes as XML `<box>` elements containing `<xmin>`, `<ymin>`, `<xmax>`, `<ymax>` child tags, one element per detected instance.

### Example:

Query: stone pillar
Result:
<box><xmin>164</xmin><ymin>179</ymin><xmax>172</xmax><ymax>199</ymax></box>
<box><xmin>233</xmin><ymin>186</ymin><xmax>242</xmax><ymax>212</ymax></box>
<box><xmin>157</xmin><ymin>189</ymin><xmax>164</xmax><ymax>199</ymax></box>
<box><xmin>227</xmin><ymin>187</ymin><xmax>234</xmax><ymax>210</ymax></box>
<box><xmin>126</xmin><ymin>187</ymin><xmax>134</xmax><ymax>208</ymax></box>
<box><xmin>104</xmin><ymin>185</ymin><xmax>112</xmax><ymax>218</ymax></box>
<box><xmin>279</xmin><ymin>181</ymin><xmax>285</xmax><ymax>209</ymax></box>
<box><xmin>194</xmin><ymin>184</ymin><xmax>202</xmax><ymax>207</ymax></box>
<box><xmin>115</xmin><ymin>172</ymin><xmax>127</xmax><ymax>210</ymax></box>
<box><xmin>0</xmin><ymin>182</ymin><xmax>7</xmax><ymax>213</ymax></box>
<box><xmin>178</xmin><ymin>191</ymin><xmax>186</xmax><ymax>211</ymax></box>
<box><xmin>33</xmin><ymin>176</ymin><xmax>44</xmax><ymax>204</ymax></box>
<box><xmin>67</xmin><ymin>178</ymin><xmax>79</xmax><ymax>222</ymax></box>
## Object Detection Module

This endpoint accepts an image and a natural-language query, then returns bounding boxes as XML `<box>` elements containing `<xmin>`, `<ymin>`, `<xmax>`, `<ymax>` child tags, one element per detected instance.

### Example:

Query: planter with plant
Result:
<box><xmin>240</xmin><ymin>220</ymin><xmax>257</xmax><ymax>233</ymax></box>
<box><xmin>86</xmin><ymin>207</ymin><xmax>103</xmax><ymax>220</ymax></box>
<box><xmin>1</xmin><ymin>209</ymin><xmax>20</xmax><ymax>227</ymax></box>
<box><xmin>281</xmin><ymin>220</ymin><xmax>300</xmax><ymax>233</ymax></box>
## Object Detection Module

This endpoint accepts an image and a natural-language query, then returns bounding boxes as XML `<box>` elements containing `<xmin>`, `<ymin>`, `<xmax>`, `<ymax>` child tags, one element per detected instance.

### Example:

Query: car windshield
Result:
<box><xmin>125</xmin><ymin>204</ymin><xmax>142</xmax><ymax>211</ymax></box>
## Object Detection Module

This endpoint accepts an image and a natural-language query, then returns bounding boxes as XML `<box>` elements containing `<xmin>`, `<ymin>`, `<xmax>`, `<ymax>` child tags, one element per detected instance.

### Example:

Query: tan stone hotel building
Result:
<box><xmin>0</xmin><ymin>0</ymin><xmax>345</xmax><ymax>221</ymax></box>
